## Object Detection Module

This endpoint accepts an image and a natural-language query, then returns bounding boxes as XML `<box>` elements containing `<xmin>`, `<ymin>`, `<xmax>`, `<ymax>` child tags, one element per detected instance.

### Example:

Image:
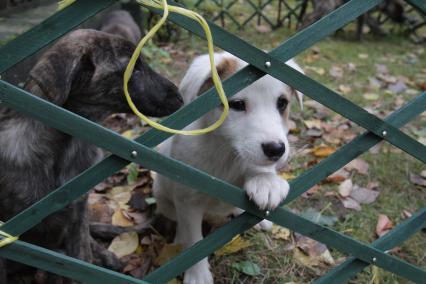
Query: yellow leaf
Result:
<box><xmin>215</xmin><ymin>235</ymin><xmax>252</xmax><ymax>256</ymax></box>
<box><xmin>271</xmin><ymin>225</ymin><xmax>291</xmax><ymax>240</ymax></box>
<box><xmin>111</xmin><ymin>209</ymin><xmax>134</xmax><ymax>227</ymax></box>
<box><xmin>155</xmin><ymin>244</ymin><xmax>183</xmax><ymax>266</ymax></box>
<box><xmin>280</xmin><ymin>172</ymin><xmax>296</xmax><ymax>180</ymax></box>
<box><xmin>312</xmin><ymin>145</ymin><xmax>336</xmax><ymax>158</ymax></box>
<box><xmin>304</xmin><ymin>119</ymin><xmax>322</xmax><ymax>129</ymax></box>
<box><xmin>338</xmin><ymin>84</ymin><xmax>352</xmax><ymax>94</ymax></box>
<box><xmin>167</xmin><ymin>279</ymin><xmax>182</xmax><ymax>284</ymax></box>
<box><xmin>108</xmin><ymin>232</ymin><xmax>139</xmax><ymax>258</ymax></box>
<box><xmin>121</xmin><ymin>130</ymin><xmax>134</xmax><ymax>139</ymax></box>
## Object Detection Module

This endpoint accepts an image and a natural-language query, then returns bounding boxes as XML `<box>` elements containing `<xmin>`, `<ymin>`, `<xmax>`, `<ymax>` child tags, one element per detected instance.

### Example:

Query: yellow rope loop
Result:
<box><xmin>124</xmin><ymin>0</ymin><xmax>229</xmax><ymax>136</ymax></box>
<box><xmin>57</xmin><ymin>0</ymin><xmax>76</xmax><ymax>11</ymax></box>
<box><xmin>0</xmin><ymin>230</ymin><xmax>18</xmax><ymax>248</ymax></box>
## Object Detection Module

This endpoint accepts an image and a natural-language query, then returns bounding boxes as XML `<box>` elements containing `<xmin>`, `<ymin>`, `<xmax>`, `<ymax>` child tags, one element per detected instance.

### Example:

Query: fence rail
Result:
<box><xmin>0</xmin><ymin>0</ymin><xmax>425</xmax><ymax>283</ymax></box>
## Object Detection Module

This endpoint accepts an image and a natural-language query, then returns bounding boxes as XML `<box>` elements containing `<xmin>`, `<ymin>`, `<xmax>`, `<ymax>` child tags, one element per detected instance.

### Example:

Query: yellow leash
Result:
<box><xmin>0</xmin><ymin>230</ymin><xmax>18</xmax><ymax>248</ymax></box>
<box><xmin>125</xmin><ymin>0</ymin><xmax>229</xmax><ymax>135</ymax></box>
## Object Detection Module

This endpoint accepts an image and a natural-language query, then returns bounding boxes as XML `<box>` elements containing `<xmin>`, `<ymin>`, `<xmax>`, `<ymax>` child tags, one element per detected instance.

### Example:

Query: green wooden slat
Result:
<box><xmin>405</xmin><ymin>0</ymin><xmax>426</xmax><ymax>13</ymax></box>
<box><xmin>1</xmin><ymin>81</ymin><xmax>424</xmax><ymax>283</ymax></box>
<box><xmin>0</xmin><ymin>239</ymin><xmax>147</xmax><ymax>284</ymax></box>
<box><xmin>0</xmin><ymin>0</ymin><xmax>116</xmax><ymax>73</ymax></box>
<box><xmin>315</xmin><ymin>208</ymin><xmax>426</xmax><ymax>284</ymax></box>
<box><xmin>143</xmin><ymin>93</ymin><xmax>426</xmax><ymax>282</ymax></box>
<box><xmin>2</xmin><ymin>0</ymin><xmax>381</xmax><ymax>236</ymax></box>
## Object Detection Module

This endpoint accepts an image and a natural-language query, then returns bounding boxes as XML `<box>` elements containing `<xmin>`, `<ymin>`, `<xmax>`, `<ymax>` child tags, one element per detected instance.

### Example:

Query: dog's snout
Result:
<box><xmin>165</xmin><ymin>85</ymin><xmax>184</xmax><ymax>112</ymax></box>
<box><xmin>261</xmin><ymin>142</ymin><xmax>286</xmax><ymax>161</ymax></box>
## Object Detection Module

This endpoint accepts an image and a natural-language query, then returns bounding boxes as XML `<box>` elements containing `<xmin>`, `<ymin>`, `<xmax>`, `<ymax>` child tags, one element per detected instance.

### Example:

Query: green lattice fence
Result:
<box><xmin>0</xmin><ymin>0</ymin><xmax>425</xmax><ymax>283</ymax></box>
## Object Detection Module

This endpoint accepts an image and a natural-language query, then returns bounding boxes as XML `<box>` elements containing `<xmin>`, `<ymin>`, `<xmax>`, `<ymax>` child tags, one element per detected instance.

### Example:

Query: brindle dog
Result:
<box><xmin>0</xmin><ymin>28</ymin><xmax>182</xmax><ymax>283</ymax></box>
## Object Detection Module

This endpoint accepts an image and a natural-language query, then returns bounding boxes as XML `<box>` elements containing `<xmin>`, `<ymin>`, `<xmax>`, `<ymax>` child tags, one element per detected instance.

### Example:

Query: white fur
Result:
<box><xmin>153</xmin><ymin>52</ymin><xmax>303</xmax><ymax>283</ymax></box>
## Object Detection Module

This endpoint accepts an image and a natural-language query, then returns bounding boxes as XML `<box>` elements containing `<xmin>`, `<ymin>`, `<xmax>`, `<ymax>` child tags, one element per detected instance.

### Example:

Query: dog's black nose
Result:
<box><xmin>262</xmin><ymin>142</ymin><xmax>285</xmax><ymax>161</ymax></box>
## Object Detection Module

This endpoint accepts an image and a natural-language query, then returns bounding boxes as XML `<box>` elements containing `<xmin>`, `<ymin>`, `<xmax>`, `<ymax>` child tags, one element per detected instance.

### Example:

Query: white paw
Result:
<box><xmin>184</xmin><ymin>259</ymin><xmax>213</xmax><ymax>284</ymax></box>
<box><xmin>244</xmin><ymin>173</ymin><xmax>289</xmax><ymax>210</ymax></box>
<box><xmin>254</xmin><ymin>219</ymin><xmax>273</xmax><ymax>231</ymax></box>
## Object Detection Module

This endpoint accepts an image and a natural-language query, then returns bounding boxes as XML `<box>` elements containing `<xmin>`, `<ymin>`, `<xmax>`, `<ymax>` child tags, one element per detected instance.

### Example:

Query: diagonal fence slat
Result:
<box><xmin>0</xmin><ymin>0</ymin><xmax>115</xmax><ymax>73</ymax></box>
<box><xmin>0</xmin><ymin>240</ymin><xmax>147</xmax><ymax>284</ymax></box>
<box><xmin>1</xmin><ymin>79</ymin><xmax>425</xmax><ymax>283</ymax></box>
<box><xmin>143</xmin><ymin>93</ymin><xmax>426</xmax><ymax>283</ymax></box>
<box><xmin>315</xmin><ymin>208</ymin><xmax>426</xmax><ymax>284</ymax></box>
<box><xmin>2</xmin><ymin>0</ymin><xmax>382</xmax><ymax>236</ymax></box>
<box><xmin>405</xmin><ymin>0</ymin><xmax>426</xmax><ymax>13</ymax></box>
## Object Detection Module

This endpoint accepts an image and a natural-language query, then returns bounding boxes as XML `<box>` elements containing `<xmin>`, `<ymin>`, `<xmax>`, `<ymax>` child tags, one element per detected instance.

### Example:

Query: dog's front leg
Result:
<box><xmin>244</xmin><ymin>169</ymin><xmax>289</xmax><ymax>211</ymax></box>
<box><xmin>174</xmin><ymin>201</ymin><xmax>213</xmax><ymax>284</ymax></box>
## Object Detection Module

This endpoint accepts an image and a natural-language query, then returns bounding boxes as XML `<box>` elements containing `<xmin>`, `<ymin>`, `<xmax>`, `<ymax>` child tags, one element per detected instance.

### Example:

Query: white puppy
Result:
<box><xmin>153</xmin><ymin>52</ymin><xmax>303</xmax><ymax>284</ymax></box>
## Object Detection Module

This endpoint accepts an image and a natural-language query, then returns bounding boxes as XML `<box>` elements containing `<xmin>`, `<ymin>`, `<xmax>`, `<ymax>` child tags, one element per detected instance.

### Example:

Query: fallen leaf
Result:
<box><xmin>338</xmin><ymin>179</ymin><xmax>353</xmax><ymax>197</ymax></box>
<box><xmin>302</xmin><ymin>185</ymin><xmax>321</xmax><ymax>198</ymax></box>
<box><xmin>300</xmin><ymin>208</ymin><xmax>338</xmax><ymax>226</ymax></box>
<box><xmin>409</xmin><ymin>173</ymin><xmax>426</xmax><ymax>186</ymax></box>
<box><xmin>154</xmin><ymin>244</ymin><xmax>183</xmax><ymax>266</ymax></box>
<box><xmin>350</xmin><ymin>185</ymin><xmax>379</xmax><ymax>204</ymax></box>
<box><xmin>363</xmin><ymin>93</ymin><xmax>379</xmax><ymax>101</ymax></box>
<box><xmin>255</xmin><ymin>24</ymin><xmax>271</xmax><ymax>33</ymax></box>
<box><xmin>326</xmin><ymin>169</ymin><xmax>350</xmax><ymax>183</ymax></box>
<box><xmin>108</xmin><ymin>232</ymin><xmax>139</xmax><ymax>258</ymax></box>
<box><xmin>421</xmin><ymin>170</ymin><xmax>426</xmax><ymax>178</ymax></box>
<box><xmin>341</xmin><ymin>197</ymin><xmax>361</xmax><ymax>211</ymax></box>
<box><xmin>304</xmin><ymin>119</ymin><xmax>322</xmax><ymax>129</ymax></box>
<box><xmin>376</xmin><ymin>214</ymin><xmax>393</xmax><ymax>237</ymax></box>
<box><xmin>112</xmin><ymin>209</ymin><xmax>134</xmax><ymax>227</ymax></box>
<box><xmin>271</xmin><ymin>225</ymin><xmax>291</xmax><ymax>240</ymax></box>
<box><xmin>232</xmin><ymin>261</ymin><xmax>261</xmax><ymax>276</ymax></box>
<box><xmin>293</xmin><ymin>235</ymin><xmax>335</xmax><ymax>268</ymax></box>
<box><xmin>358</xmin><ymin>53</ymin><xmax>369</xmax><ymax>59</ymax></box>
<box><xmin>329</xmin><ymin>66</ymin><xmax>343</xmax><ymax>79</ymax></box>
<box><xmin>305</xmin><ymin>66</ymin><xmax>325</xmax><ymax>75</ymax></box>
<box><xmin>338</xmin><ymin>84</ymin><xmax>352</xmax><ymax>94</ymax></box>
<box><xmin>215</xmin><ymin>235</ymin><xmax>252</xmax><ymax>256</ymax></box>
<box><xmin>402</xmin><ymin>210</ymin><xmax>412</xmax><ymax>219</ymax></box>
<box><xmin>312</xmin><ymin>145</ymin><xmax>336</xmax><ymax>158</ymax></box>
<box><xmin>344</xmin><ymin>159</ymin><xmax>369</xmax><ymax>175</ymax></box>
<box><xmin>388</xmin><ymin>80</ymin><xmax>407</xmax><ymax>94</ymax></box>
<box><xmin>127</xmin><ymin>163</ymin><xmax>139</xmax><ymax>185</ymax></box>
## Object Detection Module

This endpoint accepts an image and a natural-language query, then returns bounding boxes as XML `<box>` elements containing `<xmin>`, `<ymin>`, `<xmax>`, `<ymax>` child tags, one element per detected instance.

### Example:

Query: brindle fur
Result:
<box><xmin>0</xmin><ymin>28</ymin><xmax>182</xmax><ymax>283</ymax></box>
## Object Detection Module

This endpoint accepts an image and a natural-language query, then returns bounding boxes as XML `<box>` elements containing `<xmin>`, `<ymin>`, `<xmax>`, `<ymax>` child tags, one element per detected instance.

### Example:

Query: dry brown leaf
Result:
<box><xmin>312</xmin><ymin>145</ymin><xmax>336</xmax><ymax>158</ymax></box>
<box><xmin>293</xmin><ymin>235</ymin><xmax>335</xmax><ymax>268</ymax></box>
<box><xmin>344</xmin><ymin>159</ymin><xmax>369</xmax><ymax>175</ymax></box>
<box><xmin>329</xmin><ymin>66</ymin><xmax>343</xmax><ymax>79</ymax></box>
<box><xmin>409</xmin><ymin>173</ymin><xmax>426</xmax><ymax>186</ymax></box>
<box><xmin>271</xmin><ymin>225</ymin><xmax>291</xmax><ymax>240</ymax></box>
<box><xmin>341</xmin><ymin>197</ymin><xmax>361</xmax><ymax>211</ymax></box>
<box><xmin>112</xmin><ymin>209</ymin><xmax>134</xmax><ymax>227</ymax></box>
<box><xmin>376</xmin><ymin>214</ymin><xmax>394</xmax><ymax>237</ymax></box>
<box><xmin>215</xmin><ymin>235</ymin><xmax>252</xmax><ymax>256</ymax></box>
<box><xmin>108</xmin><ymin>232</ymin><xmax>139</xmax><ymax>258</ymax></box>
<box><xmin>338</xmin><ymin>179</ymin><xmax>353</xmax><ymax>197</ymax></box>
<box><xmin>350</xmin><ymin>185</ymin><xmax>379</xmax><ymax>204</ymax></box>
<box><xmin>154</xmin><ymin>244</ymin><xmax>183</xmax><ymax>266</ymax></box>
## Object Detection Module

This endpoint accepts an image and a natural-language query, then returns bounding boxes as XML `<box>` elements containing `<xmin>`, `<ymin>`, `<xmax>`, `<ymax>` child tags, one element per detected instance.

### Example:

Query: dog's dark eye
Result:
<box><xmin>229</xmin><ymin>99</ymin><xmax>246</xmax><ymax>111</ymax></box>
<box><xmin>277</xmin><ymin>96</ymin><xmax>289</xmax><ymax>112</ymax></box>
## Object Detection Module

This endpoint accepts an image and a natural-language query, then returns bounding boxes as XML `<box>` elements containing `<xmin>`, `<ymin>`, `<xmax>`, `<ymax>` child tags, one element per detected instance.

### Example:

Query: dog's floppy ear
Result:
<box><xmin>24</xmin><ymin>44</ymin><xmax>92</xmax><ymax>106</ymax></box>
<box><xmin>197</xmin><ymin>55</ymin><xmax>238</xmax><ymax>96</ymax></box>
<box><xmin>179</xmin><ymin>53</ymin><xmax>239</xmax><ymax>104</ymax></box>
<box><xmin>286</xmin><ymin>59</ymin><xmax>304</xmax><ymax>110</ymax></box>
